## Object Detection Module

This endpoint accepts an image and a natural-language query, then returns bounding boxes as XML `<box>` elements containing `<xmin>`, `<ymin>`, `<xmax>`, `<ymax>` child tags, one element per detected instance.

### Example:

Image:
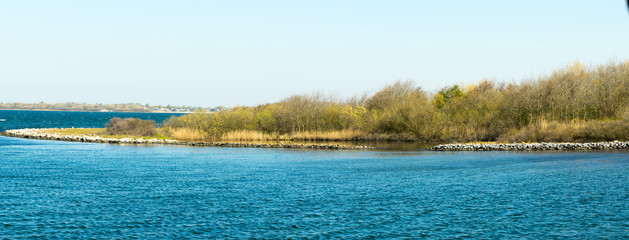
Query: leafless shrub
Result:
<box><xmin>105</xmin><ymin>118</ymin><xmax>157</xmax><ymax>136</ymax></box>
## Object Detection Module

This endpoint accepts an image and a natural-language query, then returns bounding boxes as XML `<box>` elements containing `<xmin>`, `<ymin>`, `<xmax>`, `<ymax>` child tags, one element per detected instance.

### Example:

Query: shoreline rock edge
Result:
<box><xmin>429</xmin><ymin>142</ymin><xmax>629</xmax><ymax>151</ymax></box>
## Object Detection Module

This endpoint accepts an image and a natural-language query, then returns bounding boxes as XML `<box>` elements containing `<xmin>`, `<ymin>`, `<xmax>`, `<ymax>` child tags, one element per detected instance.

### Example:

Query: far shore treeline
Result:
<box><xmin>162</xmin><ymin>60</ymin><xmax>629</xmax><ymax>143</ymax></box>
<box><xmin>0</xmin><ymin>102</ymin><xmax>222</xmax><ymax>113</ymax></box>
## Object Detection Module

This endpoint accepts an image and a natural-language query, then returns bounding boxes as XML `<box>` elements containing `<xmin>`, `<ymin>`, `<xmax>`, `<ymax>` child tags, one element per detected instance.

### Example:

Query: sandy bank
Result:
<box><xmin>1</xmin><ymin>128</ymin><xmax>374</xmax><ymax>150</ymax></box>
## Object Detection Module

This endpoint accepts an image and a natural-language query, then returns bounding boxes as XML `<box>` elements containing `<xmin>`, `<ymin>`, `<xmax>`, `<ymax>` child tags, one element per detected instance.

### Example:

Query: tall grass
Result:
<box><xmin>219</xmin><ymin>129</ymin><xmax>363</xmax><ymax>142</ymax></box>
<box><xmin>498</xmin><ymin>119</ymin><xmax>629</xmax><ymax>142</ymax></box>
<box><xmin>290</xmin><ymin>129</ymin><xmax>363</xmax><ymax>141</ymax></box>
<box><xmin>165</xmin><ymin>127</ymin><xmax>206</xmax><ymax>141</ymax></box>
<box><xmin>221</xmin><ymin>130</ymin><xmax>282</xmax><ymax>141</ymax></box>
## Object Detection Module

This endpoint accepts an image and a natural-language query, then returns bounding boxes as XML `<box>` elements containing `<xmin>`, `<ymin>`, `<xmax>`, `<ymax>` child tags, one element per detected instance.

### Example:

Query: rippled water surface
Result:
<box><xmin>0</xmin><ymin>110</ymin><xmax>628</xmax><ymax>238</ymax></box>
<box><xmin>0</xmin><ymin>110</ymin><xmax>183</xmax><ymax>131</ymax></box>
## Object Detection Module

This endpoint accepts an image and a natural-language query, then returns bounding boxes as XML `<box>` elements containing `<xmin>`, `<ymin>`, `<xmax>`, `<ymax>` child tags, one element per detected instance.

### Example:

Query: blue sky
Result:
<box><xmin>1</xmin><ymin>1</ymin><xmax>628</xmax><ymax>107</ymax></box>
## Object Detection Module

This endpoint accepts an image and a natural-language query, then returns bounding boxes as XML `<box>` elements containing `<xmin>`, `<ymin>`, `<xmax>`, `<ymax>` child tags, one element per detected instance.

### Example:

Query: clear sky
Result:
<box><xmin>1</xmin><ymin>1</ymin><xmax>628</xmax><ymax>107</ymax></box>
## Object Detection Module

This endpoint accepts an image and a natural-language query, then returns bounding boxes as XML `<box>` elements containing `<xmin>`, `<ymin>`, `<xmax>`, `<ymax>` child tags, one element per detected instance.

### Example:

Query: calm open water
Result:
<box><xmin>0</xmin><ymin>110</ymin><xmax>628</xmax><ymax>238</ymax></box>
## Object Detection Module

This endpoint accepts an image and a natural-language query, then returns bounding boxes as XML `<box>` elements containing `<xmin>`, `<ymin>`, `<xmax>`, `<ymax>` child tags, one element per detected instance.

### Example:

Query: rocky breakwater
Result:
<box><xmin>1</xmin><ymin>128</ymin><xmax>179</xmax><ymax>144</ymax></box>
<box><xmin>1</xmin><ymin>128</ymin><xmax>374</xmax><ymax>150</ymax></box>
<box><xmin>429</xmin><ymin>141</ymin><xmax>629</xmax><ymax>151</ymax></box>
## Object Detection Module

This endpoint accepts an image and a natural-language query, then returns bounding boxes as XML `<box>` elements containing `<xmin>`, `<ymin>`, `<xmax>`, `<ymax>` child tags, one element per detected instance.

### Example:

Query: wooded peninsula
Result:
<box><xmin>161</xmin><ymin>60</ymin><xmax>629</xmax><ymax>143</ymax></box>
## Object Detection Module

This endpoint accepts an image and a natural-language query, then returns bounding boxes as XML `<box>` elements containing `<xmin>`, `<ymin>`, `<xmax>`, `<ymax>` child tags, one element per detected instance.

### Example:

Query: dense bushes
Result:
<box><xmin>105</xmin><ymin>118</ymin><xmax>157</xmax><ymax>136</ymax></box>
<box><xmin>164</xmin><ymin>60</ymin><xmax>629</xmax><ymax>142</ymax></box>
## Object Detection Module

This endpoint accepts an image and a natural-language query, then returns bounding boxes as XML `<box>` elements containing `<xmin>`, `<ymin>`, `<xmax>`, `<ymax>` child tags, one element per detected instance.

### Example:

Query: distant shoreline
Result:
<box><xmin>0</xmin><ymin>109</ymin><xmax>192</xmax><ymax>114</ymax></box>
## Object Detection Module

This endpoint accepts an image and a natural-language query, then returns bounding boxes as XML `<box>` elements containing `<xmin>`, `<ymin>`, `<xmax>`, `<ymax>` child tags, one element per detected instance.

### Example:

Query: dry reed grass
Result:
<box><xmin>220</xmin><ymin>129</ymin><xmax>364</xmax><ymax>142</ymax></box>
<box><xmin>498</xmin><ymin>119</ymin><xmax>629</xmax><ymax>142</ymax></box>
<box><xmin>167</xmin><ymin>127</ymin><xmax>206</xmax><ymax>141</ymax></box>
<box><xmin>221</xmin><ymin>130</ymin><xmax>285</xmax><ymax>141</ymax></box>
<box><xmin>290</xmin><ymin>129</ymin><xmax>363</xmax><ymax>141</ymax></box>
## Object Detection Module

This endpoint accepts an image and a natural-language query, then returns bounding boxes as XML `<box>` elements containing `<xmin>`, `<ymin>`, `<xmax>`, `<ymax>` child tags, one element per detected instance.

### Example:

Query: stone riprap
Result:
<box><xmin>1</xmin><ymin>128</ymin><xmax>374</xmax><ymax>150</ymax></box>
<box><xmin>429</xmin><ymin>141</ymin><xmax>629</xmax><ymax>151</ymax></box>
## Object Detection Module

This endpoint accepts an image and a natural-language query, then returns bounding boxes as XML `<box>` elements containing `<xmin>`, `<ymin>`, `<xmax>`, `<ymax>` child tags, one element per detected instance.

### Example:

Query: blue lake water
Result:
<box><xmin>0</xmin><ymin>110</ymin><xmax>184</xmax><ymax>131</ymax></box>
<box><xmin>0</xmin><ymin>110</ymin><xmax>628</xmax><ymax>238</ymax></box>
